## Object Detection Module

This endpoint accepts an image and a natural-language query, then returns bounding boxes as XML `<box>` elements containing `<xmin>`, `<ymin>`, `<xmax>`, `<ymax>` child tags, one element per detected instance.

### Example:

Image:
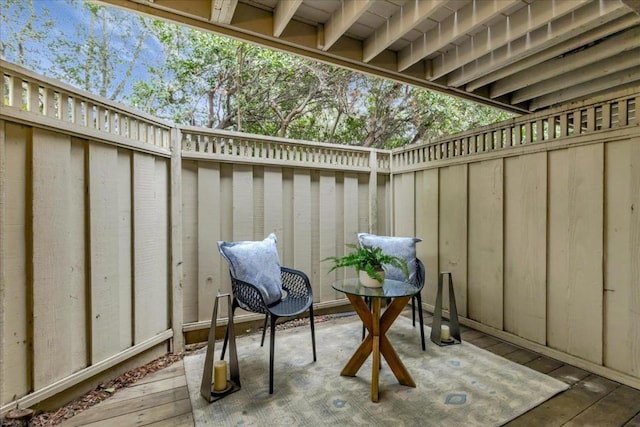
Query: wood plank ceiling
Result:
<box><xmin>99</xmin><ymin>0</ymin><xmax>640</xmax><ymax>113</ymax></box>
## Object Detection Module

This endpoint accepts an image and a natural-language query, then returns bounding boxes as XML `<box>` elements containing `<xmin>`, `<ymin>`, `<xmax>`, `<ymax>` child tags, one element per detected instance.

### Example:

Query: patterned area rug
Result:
<box><xmin>184</xmin><ymin>313</ymin><xmax>567</xmax><ymax>426</ymax></box>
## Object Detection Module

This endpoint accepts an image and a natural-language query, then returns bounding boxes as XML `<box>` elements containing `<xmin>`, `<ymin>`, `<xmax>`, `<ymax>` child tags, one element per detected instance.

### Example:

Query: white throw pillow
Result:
<box><xmin>218</xmin><ymin>233</ymin><xmax>283</xmax><ymax>305</ymax></box>
<box><xmin>357</xmin><ymin>233</ymin><xmax>422</xmax><ymax>284</ymax></box>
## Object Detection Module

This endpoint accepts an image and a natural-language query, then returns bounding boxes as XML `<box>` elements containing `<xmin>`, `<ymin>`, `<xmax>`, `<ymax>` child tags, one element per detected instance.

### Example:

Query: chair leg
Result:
<box><xmin>415</xmin><ymin>293</ymin><xmax>426</xmax><ymax>351</ymax></box>
<box><xmin>269</xmin><ymin>315</ymin><xmax>277</xmax><ymax>394</ymax></box>
<box><xmin>260</xmin><ymin>314</ymin><xmax>269</xmax><ymax>347</ymax></box>
<box><xmin>411</xmin><ymin>297</ymin><xmax>416</xmax><ymax>327</ymax></box>
<box><xmin>309</xmin><ymin>305</ymin><xmax>317</xmax><ymax>362</ymax></box>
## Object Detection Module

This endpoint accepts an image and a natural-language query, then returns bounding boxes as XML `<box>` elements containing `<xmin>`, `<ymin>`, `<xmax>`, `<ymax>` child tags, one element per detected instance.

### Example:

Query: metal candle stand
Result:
<box><xmin>200</xmin><ymin>293</ymin><xmax>241</xmax><ymax>402</ymax></box>
<box><xmin>430</xmin><ymin>272</ymin><xmax>462</xmax><ymax>346</ymax></box>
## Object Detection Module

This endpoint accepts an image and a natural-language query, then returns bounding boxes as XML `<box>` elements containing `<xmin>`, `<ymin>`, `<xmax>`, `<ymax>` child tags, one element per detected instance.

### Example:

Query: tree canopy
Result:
<box><xmin>0</xmin><ymin>0</ymin><xmax>515</xmax><ymax>148</ymax></box>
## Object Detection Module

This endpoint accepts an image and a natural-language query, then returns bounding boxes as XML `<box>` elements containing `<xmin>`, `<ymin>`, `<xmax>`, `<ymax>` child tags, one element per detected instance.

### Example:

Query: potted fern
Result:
<box><xmin>324</xmin><ymin>244</ymin><xmax>408</xmax><ymax>288</ymax></box>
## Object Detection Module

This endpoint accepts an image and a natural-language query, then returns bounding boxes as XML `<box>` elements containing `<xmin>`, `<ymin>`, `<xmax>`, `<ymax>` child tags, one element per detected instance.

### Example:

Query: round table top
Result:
<box><xmin>332</xmin><ymin>278</ymin><xmax>418</xmax><ymax>298</ymax></box>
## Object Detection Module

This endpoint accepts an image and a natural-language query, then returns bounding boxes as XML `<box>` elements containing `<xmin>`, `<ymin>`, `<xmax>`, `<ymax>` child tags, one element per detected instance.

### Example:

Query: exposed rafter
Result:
<box><xmin>491</xmin><ymin>26</ymin><xmax>640</xmax><ymax>99</ymax></box>
<box><xmin>322</xmin><ymin>0</ymin><xmax>374</xmax><ymax>51</ymax></box>
<box><xmin>511</xmin><ymin>49</ymin><xmax>640</xmax><ymax>104</ymax></box>
<box><xmin>397</xmin><ymin>0</ymin><xmax>520</xmax><ymax>72</ymax></box>
<box><xmin>529</xmin><ymin>66</ymin><xmax>640</xmax><ymax>110</ymax></box>
<box><xmin>129</xmin><ymin>0</ymin><xmax>211</xmax><ymax>21</ymax></box>
<box><xmin>96</xmin><ymin>0</ymin><xmax>640</xmax><ymax>113</ymax></box>
<box><xmin>622</xmin><ymin>0</ymin><xmax>640</xmax><ymax>14</ymax></box>
<box><xmin>211</xmin><ymin>0</ymin><xmax>237</xmax><ymax>24</ymax></box>
<box><xmin>363</xmin><ymin>0</ymin><xmax>444</xmax><ymax>63</ymax></box>
<box><xmin>432</xmin><ymin>0</ymin><xmax>589</xmax><ymax>81</ymax></box>
<box><xmin>273</xmin><ymin>0</ymin><xmax>302</xmax><ymax>37</ymax></box>
<box><xmin>447</xmin><ymin>0</ymin><xmax>630</xmax><ymax>88</ymax></box>
<box><xmin>464</xmin><ymin>13</ymin><xmax>640</xmax><ymax>92</ymax></box>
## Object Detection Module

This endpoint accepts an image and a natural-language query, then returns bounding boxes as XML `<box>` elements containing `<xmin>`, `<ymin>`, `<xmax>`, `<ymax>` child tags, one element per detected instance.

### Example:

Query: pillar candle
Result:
<box><xmin>441</xmin><ymin>325</ymin><xmax>451</xmax><ymax>340</ymax></box>
<box><xmin>213</xmin><ymin>360</ymin><xmax>228</xmax><ymax>391</ymax></box>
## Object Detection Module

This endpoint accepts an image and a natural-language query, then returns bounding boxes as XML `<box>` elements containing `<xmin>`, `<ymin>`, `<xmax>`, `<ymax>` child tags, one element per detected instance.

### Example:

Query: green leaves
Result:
<box><xmin>324</xmin><ymin>244</ymin><xmax>408</xmax><ymax>282</ymax></box>
<box><xmin>2</xmin><ymin>0</ymin><xmax>515</xmax><ymax>146</ymax></box>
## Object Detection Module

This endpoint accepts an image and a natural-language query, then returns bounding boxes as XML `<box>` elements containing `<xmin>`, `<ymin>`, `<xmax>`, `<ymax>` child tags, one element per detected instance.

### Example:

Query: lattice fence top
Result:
<box><xmin>1</xmin><ymin>61</ymin><xmax>172</xmax><ymax>154</ymax></box>
<box><xmin>179</xmin><ymin>126</ymin><xmax>390</xmax><ymax>173</ymax></box>
<box><xmin>392</xmin><ymin>90</ymin><xmax>638</xmax><ymax>171</ymax></box>
<box><xmin>3</xmin><ymin>60</ymin><xmax>637</xmax><ymax>173</ymax></box>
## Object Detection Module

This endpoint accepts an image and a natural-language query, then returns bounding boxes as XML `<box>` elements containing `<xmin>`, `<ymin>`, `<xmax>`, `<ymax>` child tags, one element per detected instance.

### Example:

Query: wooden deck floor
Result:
<box><xmin>60</xmin><ymin>312</ymin><xmax>640</xmax><ymax>427</ymax></box>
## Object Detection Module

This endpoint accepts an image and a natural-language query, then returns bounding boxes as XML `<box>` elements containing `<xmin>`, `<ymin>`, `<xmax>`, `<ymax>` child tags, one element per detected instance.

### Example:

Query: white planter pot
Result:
<box><xmin>359</xmin><ymin>269</ymin><xmax>385</xmax><ymax>288</ymax></box>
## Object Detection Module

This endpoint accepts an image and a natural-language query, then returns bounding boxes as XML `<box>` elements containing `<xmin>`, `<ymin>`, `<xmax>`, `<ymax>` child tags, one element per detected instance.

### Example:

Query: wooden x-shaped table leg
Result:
<box><xmin>341</xmin><ymin>294</ymin><xmax>416</xmax><ymax>402</ymax></box>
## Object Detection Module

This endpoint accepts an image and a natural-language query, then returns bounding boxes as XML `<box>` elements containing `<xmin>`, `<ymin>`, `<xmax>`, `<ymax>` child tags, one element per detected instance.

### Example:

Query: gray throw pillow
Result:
<box><xmin>218</xmin><ymin>233</ymin><xmax>283</xmax><ymax>306</ymax></box>
<box><xmin>357</xmin><ymin>233</ymin><xmax>422</xmax><ymax>284</ymax></box>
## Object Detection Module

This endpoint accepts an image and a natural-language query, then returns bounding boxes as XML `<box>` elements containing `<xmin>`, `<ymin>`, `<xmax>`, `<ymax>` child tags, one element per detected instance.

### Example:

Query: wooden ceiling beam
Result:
<box><xmin>447</xmin><ymin>0</ymin><xmax>630</xmax><ymax>88</ymax></box>
<box><xmin>363</xmin><ymin>0</ymin><xmax>444</xmax><ymax>63</ymax></box>
<box><xmin>529</xmin><ymin>65</ymin><xmax>640</xmax><ymax>110</ymax></box>
<box><xmin>511</xmin><ymin>48</ymin><xmax>640</xmax><ymax>104</ymax></box>
<box><xmin>322</xmin><ymin>0</ymin><xmax>375</xmax><ymax>51</ymax></box>
<box><xmin>621</xmin><ymin>0</ymin><xmax>640</xmax><ymax>14</ymax></box>
<box><xmin>273</xmin><ymin>0</ymin><xmax>302</xmax><ymax>37</ymax></box>
<box><xmin>96</xmin><ymin>0</ymin><xmax>639</xmax><ymax>112</ymax></box>
<box><xmin>211</xmin><ymin>0</ymin><xmax>237</xmax><ymax>24</ymax></box>
<box><xmin>431</xmin><ymin>0</ymin><xmax>589</xmax><ymax>81</ymax></box>
<box><xmin>397</xmin><ymin>0</ymin><xmax>520</xmax><ymax>72</ymax></box>
<box><xmin>141</xmin><ymin>0</ymin><xmax>211</xmax><ymax>21</ymax></box>
<box><xmin>465</xmin><ymin>13</ymin><xmax>640</xmax><ymax>92</ymax></box>
<box><xmin>492</xmin><ymin>26</ymin><xmax>640</xmax><ymax>99</ymax></box>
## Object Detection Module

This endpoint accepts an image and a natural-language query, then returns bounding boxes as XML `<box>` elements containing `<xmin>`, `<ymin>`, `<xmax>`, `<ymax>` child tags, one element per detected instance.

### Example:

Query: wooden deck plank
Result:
<box><xmin>460</xmin><ymin>329</ymin><xmax>484</xmax><ymax>341</ymax></box>
<box><xmin>624</xmin><ymin>413</ymin><xmax>640</xmax><ymax>426</ymax></box>
<box><xmin>503</xmin><ymin>348</ymin><xmax>540</xmax><ymax>365</ymax></box>
<box><xmin>484</xmin><ymin>341</ymin><xmax>519</xmax><ymax>356</ymax></box>
<box><xmin>82</xmin><ymin>398</ymin><xmax>192</xmax><ymax>427</ymax></box>
<box><xmin>146</xmin><ymin>412</ymin><xmax>195</xmax><ymax>426</ymax></box>
<box><xmin>104</xmin><ymin>376</ymin><xmax>187</xmax><ymax>404</ymax></box>
<box><xmin>134</xmin><ymin>363</ymin><xmax>185</xmax><ymax>386</ymax></box>
<box><xmin>564</xmin><ymin>385</ymin><xmax>640</xmax><ymax>427</ymax></box>
<box><xmin>505</xmin><ymin>375</ymin><xmax>619</xmax><ymax>426</ymax></box>
<box><xmin>548</xmin><ymin>364</ymin><xmax>591</xmax><ymax>385</ymax></box>
<box><xmin>61</xmin><ymin>387</ymin><xmax>190</xmax><ymax>426</ymax></box>
<box><xmin>467</xmin><ymin>335</ymin><xmax>501</xmax><ymax>348</ymax></box>
<box><xmin>525</xmin><ymin>356</ymin><xmax>564</xmax><ymax>374</ymax></box>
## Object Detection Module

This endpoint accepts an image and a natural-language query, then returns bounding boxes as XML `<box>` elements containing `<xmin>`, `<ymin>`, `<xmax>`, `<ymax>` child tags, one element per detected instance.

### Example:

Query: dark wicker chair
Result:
<box><xmin>221</xmin><ymin>266</ymin><xmax>316</xmax><ymax>394</ymax></box>
<box><xmin>362</xmin><ymin>258</ymin><xmax>426</xmax><ymax>350</ymax></box>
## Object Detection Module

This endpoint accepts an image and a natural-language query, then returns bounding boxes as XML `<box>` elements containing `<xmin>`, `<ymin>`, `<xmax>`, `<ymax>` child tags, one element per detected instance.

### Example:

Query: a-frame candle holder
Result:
<box><xmin>430</xmin><ymin>271</ymin><xmax>462</xmax><ymax>346</ymax></box>
<box><xmin>200</xmin><ymin>293</ymin><xmax>241</xmax><ymax>402</ymax></box>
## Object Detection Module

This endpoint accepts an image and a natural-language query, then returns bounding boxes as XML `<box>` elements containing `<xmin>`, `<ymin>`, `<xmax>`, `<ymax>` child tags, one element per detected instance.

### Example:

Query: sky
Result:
<box><xmin>1</xmin><ymin>0</ymin><xmax>162</xmax><ymax>99</ymax></box>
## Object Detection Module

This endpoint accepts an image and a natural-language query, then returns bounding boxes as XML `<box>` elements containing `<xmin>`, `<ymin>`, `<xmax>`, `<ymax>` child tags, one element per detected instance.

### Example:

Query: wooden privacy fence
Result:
<box><xmin>177</xmin><ymin>126</ymin><xmax>392</xmax><ymax>330</ymax></box>
<box><xmin>1</xmin><ymin>62</ymin><xmax>175</xmax><ymax>414</ymax></box>
<box><xmin>392</xmin><ymin>88</ymin><xmax>639</xmax><ymax>391</ymax></box>
<box><xmin>0</xmin><ymin>61</ymin><xmax>390</xmax><ymax>413</ymax></box>
<box><xmin>1</xmin><ymin>60</ymin><xmax>639</xmax><ymax>414</ymax></box>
